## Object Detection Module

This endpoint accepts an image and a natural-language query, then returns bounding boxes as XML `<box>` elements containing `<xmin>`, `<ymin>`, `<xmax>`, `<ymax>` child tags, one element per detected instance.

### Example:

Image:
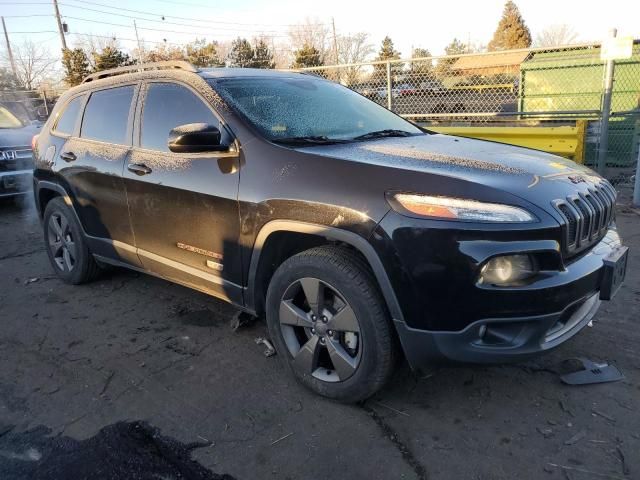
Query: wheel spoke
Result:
<box><xmin>326</xmin><ymin>338</ymin><xmax>358</xmax><ymax>380</ymax></box>
<box><xmin>279</xmin><ymin>300</ymin><xmax>313</xmax><ymax>327</ymax></box>
<box><xmin>293</xmin><ymin>335</ymin><xmax>321</xmax><ymax>375</ymax></box>
<box><xmin>328</xmin><ymin>305</ymin><xmax>359</xmax><ymax>332</ymax></box>
<box><xmin>299</xmin><ymin>278</ymin><xmax>324</xmax><ymax>316</ymax></box>
<box><xmin>63</xmin><ymin>247</ymin><xmax>73</xmax><ymax>271</ymax></box>
<box><xmin>50</xmin><ymin>241</ymin><xmax>63</xmax><ymax>257</ymax></box>
<box><xmin>60</xmin><ymin>215</ymin><xmax>69</xmax><ymax>236</ymax></box>
<box><xmin>49</xmin><ymin>215</ymin><xmax>62</xmax><ymax>237</ymax></box>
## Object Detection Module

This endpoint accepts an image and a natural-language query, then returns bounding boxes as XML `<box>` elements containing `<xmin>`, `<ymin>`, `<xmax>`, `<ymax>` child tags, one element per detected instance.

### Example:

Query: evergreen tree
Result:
<box><xmin>488</xmin><ymin>1</ymin><xmax>531</xmax><ymax>51</ymax></box>
<box><xmin>410</xmin><ymin>47</ymin><xmax>433</xmax><ymax>76</ymax></box>
<box><xmin>62</xmin><ymin>48</ymin><xmax>90</xmax><ymax>87</ymax></box>
<box><xmin>374</xmin><ymin>36</ymin><xmax>402</xmax><ymax>78</ymax></box>
<box><xmin>291</xmin><ymin>44</ymin><xmax>323</xmax><ymax>68</ymax></box>
<box><xmin>93</xmin><ymin>46</ymin><xmax>133</xmax><ymax>71</ymax></box>
<box><xmin>186</xmin><ymin>39</ymin><xmax>224</xmax><ymax>67</ymax></box>
<box><xmin>376</xmin><ymin>36</ymin><xmax>401</xmax><ymax>62</ymax></box>
<box><xmin>252</xmin><ymin>40</ymin><xmax>275</xmax><ymax>69</ymax></box>
<box><xmin>227</xmin><ymin>38</ymin><xmax>255</xmax><ymax>68</ymax></box>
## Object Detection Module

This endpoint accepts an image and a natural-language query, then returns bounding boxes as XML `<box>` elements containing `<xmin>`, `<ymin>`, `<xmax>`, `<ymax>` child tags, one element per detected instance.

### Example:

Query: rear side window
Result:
<box><xmin>54</xmin><ymin>96</ymin><xmax>83</xmax><ymax>135</ymax></box>
<box><xmin>141</xmin><ymin>82</ymin><xmax>229</xmax><ymax>152</ymax></box>
<box><xmin>81</xmin><ymin>86</ymin><xmax>135</xmax><ymax>144</ymax></box>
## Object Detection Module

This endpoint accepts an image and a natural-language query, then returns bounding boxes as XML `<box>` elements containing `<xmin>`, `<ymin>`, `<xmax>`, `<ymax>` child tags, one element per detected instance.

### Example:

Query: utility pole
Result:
<box><xmin>52</xmin><ymin>0</ymin><xmax>67</xmax><ymax>50</ymax></box>
<box><xmin>1</xmin><ymin>17</ymin><xmax>18</xmax><ymax>79</ymax></box>
<box><xmin>331</xmin><ymin>17</ymin><xmax>339</xmax><ymax>65</ymax></box>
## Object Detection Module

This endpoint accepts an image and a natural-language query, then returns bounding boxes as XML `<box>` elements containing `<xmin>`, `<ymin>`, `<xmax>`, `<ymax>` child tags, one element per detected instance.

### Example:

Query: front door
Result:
<box><xmin>122</xmin><ymin>81</ymin><xmax>242</xmax><ymax>303</ymax></box>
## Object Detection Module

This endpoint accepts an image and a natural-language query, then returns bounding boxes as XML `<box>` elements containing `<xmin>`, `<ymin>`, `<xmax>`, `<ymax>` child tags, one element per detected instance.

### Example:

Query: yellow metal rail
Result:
<box><xmin>428</xmin><ymin>121</ymin><xmax>586</xmax><ymax>163</ymax></box>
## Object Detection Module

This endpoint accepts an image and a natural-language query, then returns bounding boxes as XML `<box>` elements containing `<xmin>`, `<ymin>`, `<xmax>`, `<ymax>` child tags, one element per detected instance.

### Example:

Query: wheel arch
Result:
<box><xmin>35</xmin><ymin>181</ymin><xmax>86</xmax><ymax>237</ymax></box>
<box><xmin>246</xmin><ymin>220</ymin><xmax>404</xmax><ymax>322</ymax></box>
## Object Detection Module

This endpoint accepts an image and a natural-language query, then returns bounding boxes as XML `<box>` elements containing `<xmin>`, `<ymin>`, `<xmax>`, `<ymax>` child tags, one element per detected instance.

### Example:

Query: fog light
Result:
<box><xmin>479</xmin><ymin>254</ymin><xmax>537</xmax><ymax>285</ymax></box>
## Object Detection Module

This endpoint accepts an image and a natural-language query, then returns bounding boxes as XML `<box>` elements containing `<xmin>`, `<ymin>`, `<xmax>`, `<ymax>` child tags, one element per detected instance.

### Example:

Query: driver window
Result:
<box><xmin>141</xmin><ymin>83</ymin><xmax>230</xmax><ymax>152</ymax></box>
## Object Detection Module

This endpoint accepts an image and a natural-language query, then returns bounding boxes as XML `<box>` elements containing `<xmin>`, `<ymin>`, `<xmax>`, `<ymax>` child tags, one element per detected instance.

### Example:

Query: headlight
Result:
<box><xmin>479</xmin><ymin>254</ymin><xmax>538</xmax><ymax>285</ymax></box>
<box><xmin>388</xmin><ymin>193</ymin><xmax>536</xmax><ymax>223</ymax></box>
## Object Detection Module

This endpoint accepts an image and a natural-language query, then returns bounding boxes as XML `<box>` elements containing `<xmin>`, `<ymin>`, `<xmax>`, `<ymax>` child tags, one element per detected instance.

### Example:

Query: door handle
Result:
<box><xmin>60</xmin><ymin>151</ymin><xmax>76</xmax><ymax>162</ymax></box>
<box><xmin>127</xmin><ymin>163</ymin><xmax>152</xmax><ymax>176</ymax></box>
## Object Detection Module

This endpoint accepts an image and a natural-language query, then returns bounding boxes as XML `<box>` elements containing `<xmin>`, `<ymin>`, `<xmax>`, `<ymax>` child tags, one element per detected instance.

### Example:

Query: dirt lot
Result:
<box><xmin>0</xmin><ymin>194</ymin><xmax>639</xmax><ymax>480</ymax></box>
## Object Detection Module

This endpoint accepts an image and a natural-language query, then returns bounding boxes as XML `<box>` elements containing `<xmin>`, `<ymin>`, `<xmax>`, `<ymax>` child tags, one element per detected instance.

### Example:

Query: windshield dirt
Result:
<box><xmin>211</xmin><ymin>77</ymin><xmax>423</xmax><ymax>142</ymax></box>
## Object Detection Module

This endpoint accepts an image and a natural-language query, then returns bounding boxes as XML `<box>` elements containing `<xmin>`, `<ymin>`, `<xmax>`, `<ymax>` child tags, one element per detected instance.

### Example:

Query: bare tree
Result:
<box><xmin>289</xmin><ymin>17</ymin><xmax>330</xmax><ymax>62</ymax></box>
<box><xmin>10</xmin><ymin>40</ymin><xmax>56</xmax><ymax>90</ymax></box>
<box><xmin>337</xmin><ymin>32</ymin><xmax>374</xmax><ymax>85</ymax></box>
<box><xmin>535</xmin><ymin>24</ymin><xmax>579</xmax><ymax>47</ymax></box>
<box><xmin>74</xmin><ymin>35</ymin><xmax>122</xmax><ymax>70</ymax></box>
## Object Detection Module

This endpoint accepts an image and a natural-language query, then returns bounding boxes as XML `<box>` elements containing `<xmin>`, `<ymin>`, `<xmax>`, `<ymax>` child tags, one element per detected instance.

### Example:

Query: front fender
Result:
<box><xmin>245</xmin><ymin>219</ymin><xmax>404</xmax><ymax>323</ymax></box>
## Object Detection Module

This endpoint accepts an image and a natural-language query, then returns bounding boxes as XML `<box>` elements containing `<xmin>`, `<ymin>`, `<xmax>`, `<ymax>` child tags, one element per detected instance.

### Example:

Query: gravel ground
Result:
<box><xmin>0</xmin><ymin>194</ymin><xmax>638</xmax><ymax>480</ymax></box>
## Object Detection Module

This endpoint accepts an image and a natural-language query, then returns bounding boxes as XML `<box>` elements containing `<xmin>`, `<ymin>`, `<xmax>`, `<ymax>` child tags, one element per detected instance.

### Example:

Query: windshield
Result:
<box><xmin>0</xmin><ymin>106</ymin><xmax>24</xmax><ymax>129</ymax></box>
<box><xmin>211</xmin><ymin>76</ymin><xmax>423</xmax><ymax>142</ymax></box>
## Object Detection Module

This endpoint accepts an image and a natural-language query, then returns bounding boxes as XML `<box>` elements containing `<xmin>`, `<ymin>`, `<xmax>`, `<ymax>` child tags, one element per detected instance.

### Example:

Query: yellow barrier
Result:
<box><xmin>428</xmin><ymin>121</ymin><xmax>586</xmax><ymax>163</ymax></box>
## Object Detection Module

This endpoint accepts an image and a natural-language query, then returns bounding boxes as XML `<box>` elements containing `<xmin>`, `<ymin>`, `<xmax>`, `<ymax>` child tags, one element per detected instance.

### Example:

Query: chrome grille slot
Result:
<box><xmin>552</xmin><ymin>181</ymin><xmax>616</xmax><ymax>257</ymax></box>
<box><xmin>573</xmin><ymin>197</ymin><xmax>591</xmax><ymax>241</ymax></box>
<box><xmin>557</xmin><ymin>203</ymin><xmax>578</xmax><ymax>247</ymax></box>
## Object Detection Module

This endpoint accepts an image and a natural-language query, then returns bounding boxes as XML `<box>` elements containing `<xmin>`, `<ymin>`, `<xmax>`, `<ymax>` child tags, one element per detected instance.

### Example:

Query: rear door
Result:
<box><xmin>55</xmin><ymin>83</ymin><xmax>140</xmax><ymax>266</ymax></box>
<box><xmin>122</xmin><ymin>81</ymin><xmax>242</xmax><ymax>303</ymax></box>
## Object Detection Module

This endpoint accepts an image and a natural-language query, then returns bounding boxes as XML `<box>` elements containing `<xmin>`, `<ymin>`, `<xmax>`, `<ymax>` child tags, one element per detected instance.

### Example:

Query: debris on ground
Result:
<box><xmin>560</xmin><ymin>358</ymin><xmax>624</xmax><ymax>385</ymax></box>
<box><xmin>270</xmin><ymin>432</ymin><xmax>293</xmax><ymax>446</ymax></box>
<box><xmin>564</xmin><ymin>429</ymin><xmax>587</xmax><ymax>445</ymax></box>
<box><xmin>24</xmin><ymin>277</ymin><xmax>39</xmax><ymax>285</ymax></box>
<box><xmin>231</xmin><ymin>311</ymin><xmax>258</xmax><ymax>331</ymax></box>
<box><xmin>536</xmin><ymin>427</ymin><xmax>554</xmax><ymax>439</ymax></box>
<box><xmin>254</xmin><ymin>337</ymin><xmax>276</xmax><ymax>357</ymax></box>
<box><xmin>0</xmin><ymin>421</ymin><xmax>231</xmax><ymax>479</ymax></box>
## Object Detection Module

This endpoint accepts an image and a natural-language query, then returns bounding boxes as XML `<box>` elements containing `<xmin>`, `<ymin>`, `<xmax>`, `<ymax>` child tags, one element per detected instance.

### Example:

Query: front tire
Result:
<box><xmin>43</xmin><ymin>197</ymin><xmax>99</xmax><ymax>284</ymax></box>
<box><xmin>266</xmin><ymin>246</ymin><xmax>399</xmax><ymax>402</ymax></box>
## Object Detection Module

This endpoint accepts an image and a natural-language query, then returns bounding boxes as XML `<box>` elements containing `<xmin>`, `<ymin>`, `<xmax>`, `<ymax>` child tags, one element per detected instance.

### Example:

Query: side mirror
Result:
<box><xmin>168</xmin><ymin>123</ymin><xmax>227</xmax><ymax>153</ymax></box>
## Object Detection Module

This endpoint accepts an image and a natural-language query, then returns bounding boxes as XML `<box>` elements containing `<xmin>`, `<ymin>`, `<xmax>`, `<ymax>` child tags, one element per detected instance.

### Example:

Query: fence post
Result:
<box><xmin>634</xmin><ymin>144</ymin><xmax>640</xmax><ymax>206</ymax></box>
<box><xmin>597</xmin><ymin>29</ymin><xmax>617</xmax><ymax>175</ymax></box>
<box><xmin>386</xmin><ymin>61</ymin><xmax>393</xmax><ymax>110</ymax></box>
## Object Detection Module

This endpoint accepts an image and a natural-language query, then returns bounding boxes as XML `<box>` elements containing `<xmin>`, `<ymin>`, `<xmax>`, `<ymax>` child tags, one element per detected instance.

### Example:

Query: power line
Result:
<box><xmin>60</xmin><ymin>0</ymin><xmax>329</xmax><ymax>28</ymax></box>
<box><xmin>60</xmin><ymin>15</ymin><xmax>292</xmax><ymax>38</ymax></box>
<box><xmin>53</xmin><ymin>3</ymin><xmax>299</xmax><ymax>33</ymax></box>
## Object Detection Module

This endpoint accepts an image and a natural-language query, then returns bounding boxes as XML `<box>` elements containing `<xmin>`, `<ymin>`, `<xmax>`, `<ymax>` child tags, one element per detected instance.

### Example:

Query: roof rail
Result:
<box><xmin>82</xmin><ymin>61</ymin><xmax>199</xmax><ymax>84</ymax></box>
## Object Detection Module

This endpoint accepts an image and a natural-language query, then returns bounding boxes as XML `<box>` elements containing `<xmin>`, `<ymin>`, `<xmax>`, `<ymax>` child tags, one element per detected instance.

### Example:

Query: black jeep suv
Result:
<box><xmin>33</xmin><ymin>61</ymin><xmax>628</xmax><ymax>401</ymax></box>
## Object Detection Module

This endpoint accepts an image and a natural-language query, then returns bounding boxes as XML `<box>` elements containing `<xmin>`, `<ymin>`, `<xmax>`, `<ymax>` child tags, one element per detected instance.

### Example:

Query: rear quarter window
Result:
<box><xmin>80</xmin><ymin>86</ymin><xmax>135</xmax><ymax>144</ymax></box>
<box><xmin>53</xmin><ymin>96</ymin><xmax>84</xmax><ymax>135</ymax></box>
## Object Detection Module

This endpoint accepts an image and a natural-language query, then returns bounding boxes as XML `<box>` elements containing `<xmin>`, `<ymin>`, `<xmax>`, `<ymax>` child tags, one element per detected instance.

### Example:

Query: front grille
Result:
<box><xmin>0</xmin><ymin>146</ymin><xmax>33</xmax><ymax>172</ymax></box>
<box><xmin>552</xmin><ymin>181</ymin><xmax>616</xmax><ymax>256</ymax></box>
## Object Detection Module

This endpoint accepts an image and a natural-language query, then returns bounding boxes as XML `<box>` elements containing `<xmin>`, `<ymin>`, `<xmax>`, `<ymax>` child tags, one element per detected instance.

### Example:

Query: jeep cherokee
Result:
<box><xmin>32</xmin><ymin>61</ymin><xmax>628</xmax><ymax>402</ymax></box>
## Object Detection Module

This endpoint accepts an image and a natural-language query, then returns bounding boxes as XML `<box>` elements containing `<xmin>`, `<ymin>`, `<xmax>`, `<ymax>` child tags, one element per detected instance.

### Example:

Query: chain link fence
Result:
<box><xmin>0</xmin><ymin>88</ymin><xmax>64</xmax><ymax>124</ymax></box>
<box><xmin>298</xmin><ymin>42</ymin><xmax>640</xmax><ymax>190</ymax></box>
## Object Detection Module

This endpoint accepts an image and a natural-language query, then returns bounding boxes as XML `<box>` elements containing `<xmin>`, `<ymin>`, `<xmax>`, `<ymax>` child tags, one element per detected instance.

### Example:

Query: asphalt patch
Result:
<box><xmin>0</xmin><ymin>421</ymin><xmax>235</xmax><ymax>480</ymax></box>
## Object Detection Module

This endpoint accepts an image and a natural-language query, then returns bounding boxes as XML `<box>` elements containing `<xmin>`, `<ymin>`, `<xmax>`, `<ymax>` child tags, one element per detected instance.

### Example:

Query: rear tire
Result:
<box><xmin>266</xmin><ymin>245</ymin><xmax>399</xmax><ymax>402</ymax></box>
<box><xmin>43</xmin><ymin>197</ymin><xmax>100</xmax><ymax>284</ymax></box>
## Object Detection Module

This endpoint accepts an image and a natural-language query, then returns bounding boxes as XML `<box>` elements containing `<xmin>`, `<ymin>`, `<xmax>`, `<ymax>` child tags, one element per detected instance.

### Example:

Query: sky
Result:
<box><xmin>1</xmin><ymin>0</ymin><xmax>639</xmax><ymax>68</ymax></box>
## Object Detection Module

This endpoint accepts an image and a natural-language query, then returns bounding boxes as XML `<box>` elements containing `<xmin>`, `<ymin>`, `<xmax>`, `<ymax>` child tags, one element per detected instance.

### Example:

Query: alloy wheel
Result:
<box><xmin>47</xmin><ymin>213</ymin><xmax>76</xmax><ymax>272</ymax></box>
<box><xmin>279</xmin><ymin>277</ymin><xmax>361</xmax><ymax>382</ymax></box>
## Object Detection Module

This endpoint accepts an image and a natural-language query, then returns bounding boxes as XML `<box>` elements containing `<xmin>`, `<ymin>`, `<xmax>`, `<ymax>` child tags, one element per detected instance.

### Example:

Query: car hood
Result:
<box><xmin>0</xmin><ymin>123</ymin><xmax>41</xmax><ymax>147</ymax></box>
<box><xmin>299</xmin><ymin>134</ymin><xmax>605</xmax><ymax>211</ymax></box>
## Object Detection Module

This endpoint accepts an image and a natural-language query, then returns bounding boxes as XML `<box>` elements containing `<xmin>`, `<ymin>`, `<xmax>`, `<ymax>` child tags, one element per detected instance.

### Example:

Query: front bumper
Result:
<box><xmin>0</xmin><ymin>170</ymin><xmax>32</xmax><ymax>197</ymax></box>
<box><xmin>395</xmin><ymin>291</ymin><xmax>601</xmax><ymax>367</ymax></box>
<box><xmin>390</xmin><ymin>228</ymin><xmax>626</xmax><ymax>369</ymax></box>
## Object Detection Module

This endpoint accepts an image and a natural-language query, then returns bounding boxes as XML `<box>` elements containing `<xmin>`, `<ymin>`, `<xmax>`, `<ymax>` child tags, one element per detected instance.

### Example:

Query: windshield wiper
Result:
<box><xmin>352</xmin><ymin>129</ymin><xmax>415</xmax><ymax>140</ymax></box>
<box><xmin>272</xmin><ymin>135</ymin><xmax>351</xmax><ymax>146</ymax></box>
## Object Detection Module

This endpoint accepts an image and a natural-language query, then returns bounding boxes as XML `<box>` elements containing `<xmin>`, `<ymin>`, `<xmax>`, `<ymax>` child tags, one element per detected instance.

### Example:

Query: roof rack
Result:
<box><xmin>82</xmin><ymin>61</ymin><xmax>199</xmax><ymax>84</ymax></box>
